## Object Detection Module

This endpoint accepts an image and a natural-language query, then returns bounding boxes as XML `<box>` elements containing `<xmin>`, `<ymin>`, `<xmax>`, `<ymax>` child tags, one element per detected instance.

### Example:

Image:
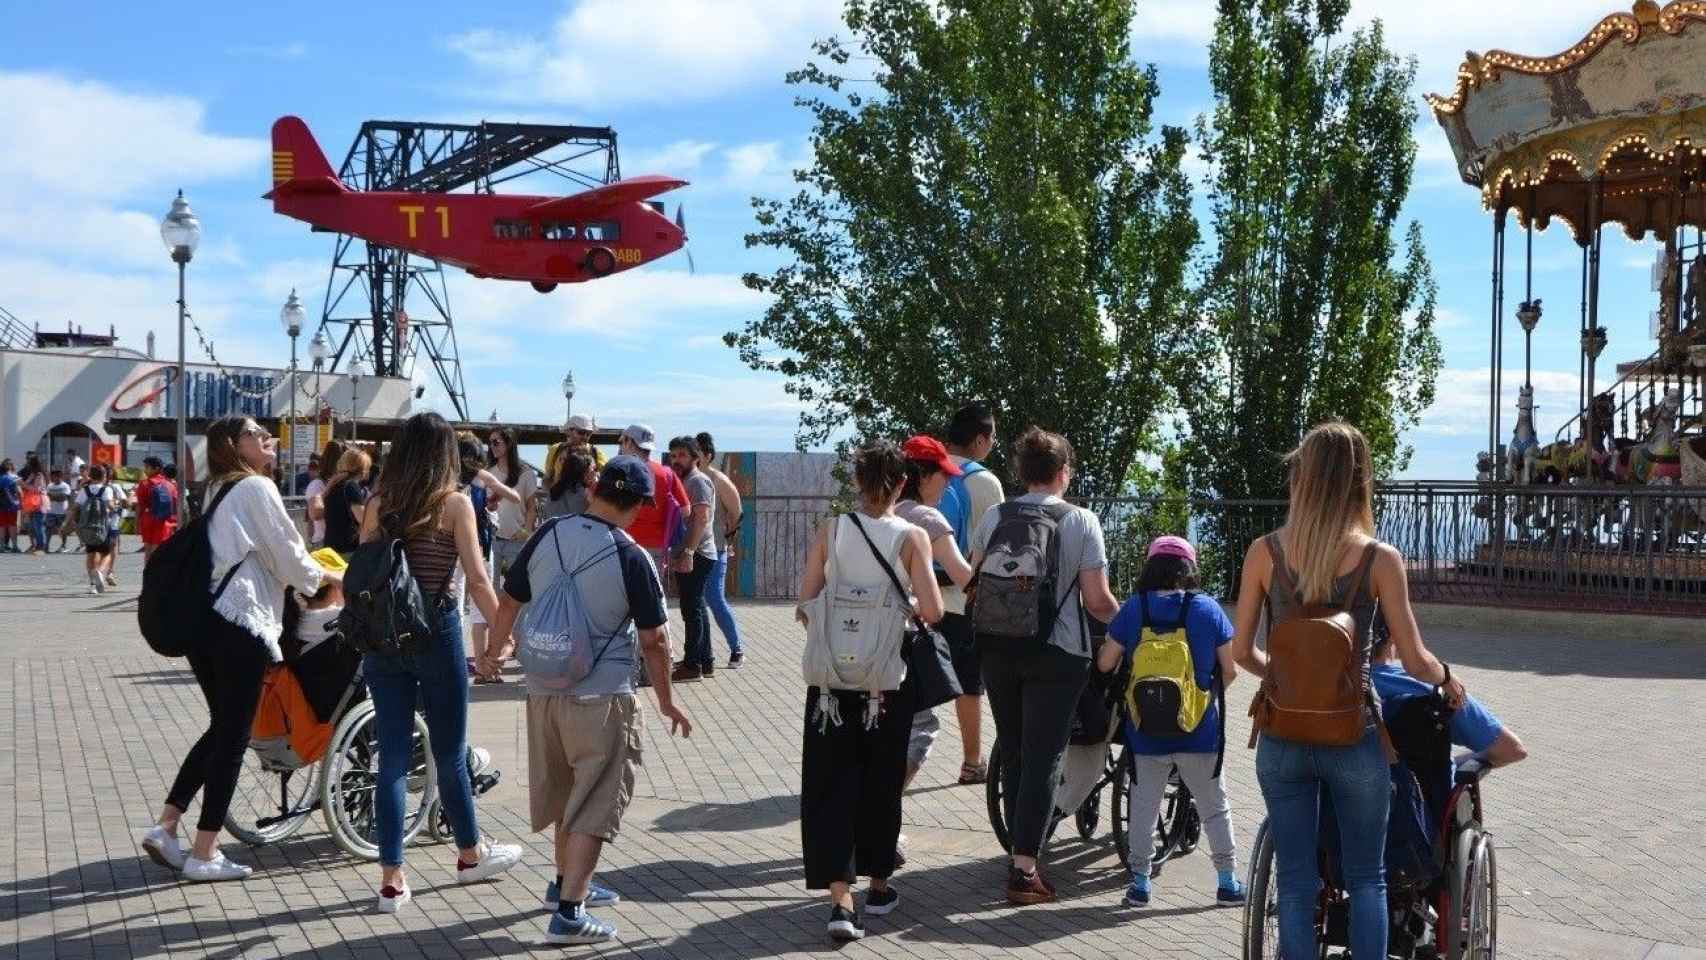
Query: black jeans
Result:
<box><xmin>800</xmin><ymin>687</ymin><xmax>910</xmax><ymax>888</ymax></box>
<box><xmin>678</xmin><ymin>552</ymin><xmax>715</xmax><ymax>668</ymax></box>
<box><xmin>165</xmin><ymin>614</ymin><xmax>272</xmax><ymax>832</ymax></box>
<box><xmin>981</xmin><ymin>644</ymin><xmax>1091</xmax><ymax>859</ymax></box>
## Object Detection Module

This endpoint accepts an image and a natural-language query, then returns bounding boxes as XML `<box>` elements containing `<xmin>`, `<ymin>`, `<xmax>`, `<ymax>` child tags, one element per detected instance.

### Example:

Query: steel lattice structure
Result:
<box><xmin>316</xmin><ymin>120</ymin><xmax>622</xmax><ymax>419</ymax></box>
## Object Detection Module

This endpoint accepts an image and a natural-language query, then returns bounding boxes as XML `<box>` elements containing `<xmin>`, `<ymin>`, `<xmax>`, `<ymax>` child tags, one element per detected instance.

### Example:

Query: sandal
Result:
<box><xmin>958</xmin><ymin>760</ymin><xmax>988</xmax><ymax>785</ymax></box>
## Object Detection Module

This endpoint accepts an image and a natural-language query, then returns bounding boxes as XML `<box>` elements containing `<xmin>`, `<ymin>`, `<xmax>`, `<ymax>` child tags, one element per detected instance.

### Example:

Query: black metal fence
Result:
<box><xmin>742</xmin><ymin>484</ymin><xmax>1706</xmax><ymax>614</ymax></box>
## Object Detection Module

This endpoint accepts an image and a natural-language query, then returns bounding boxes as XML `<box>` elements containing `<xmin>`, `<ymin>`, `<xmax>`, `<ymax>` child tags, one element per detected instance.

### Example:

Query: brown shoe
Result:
<box><xmin>670</xmin><ymin>664</ymin><xmax>703</xmax><ymax>683</ymax></box>
<box><xmin>1006</xmin><ymin>866</ymin><xmax>1055</xmax><ymax>905</ymax></box>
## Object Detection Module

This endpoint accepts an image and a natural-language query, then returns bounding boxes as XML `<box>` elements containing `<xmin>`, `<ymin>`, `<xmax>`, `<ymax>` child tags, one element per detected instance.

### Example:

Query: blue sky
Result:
<box><xmin>0</xmin><ymin>0</ymin><xmax>1670</xmax><ymax>478</ymax></box>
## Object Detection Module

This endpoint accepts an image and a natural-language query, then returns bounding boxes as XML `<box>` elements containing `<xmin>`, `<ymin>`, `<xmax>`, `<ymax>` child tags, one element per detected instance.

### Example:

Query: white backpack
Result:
<box><xmin>800</xmin><ymin>514</ymin><xmax>910</xmax><ymax>729</ymax></box>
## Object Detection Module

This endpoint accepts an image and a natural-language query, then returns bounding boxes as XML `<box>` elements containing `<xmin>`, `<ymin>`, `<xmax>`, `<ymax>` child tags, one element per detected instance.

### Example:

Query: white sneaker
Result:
<box><xmin>455</xmin><ymin>839</ymin><xmax>523</xmax><ymax>884</ymax></box>
<box><xmin>140</xmin><ymin>825</ymin><xmax>187</xmax><ymax>871</ymax></box>
<box><xmin>90</xmin><ymin>573</ymin><xmax>104</xmax><ymax>595</ymax></box>
<box><xmin>183</xmin><ymin>852</ymin><xmax>252</xmax><ymax>882</ymax></box>
<box><xmin>468</xmin><ymin>746</ymin><xmax>492</xmax><ymax>776</ymax></box>
<box><xmin>376</xmin><ymin>883</ymin><xmax>412</xmax><ymax>913</ymax></box>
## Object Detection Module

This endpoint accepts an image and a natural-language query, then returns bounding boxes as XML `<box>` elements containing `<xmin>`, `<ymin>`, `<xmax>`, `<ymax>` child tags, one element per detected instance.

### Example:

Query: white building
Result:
<box><xmin>0</xmin><ymin>341</ymin><xmax>412</xmax><ymax>479</ymax></box>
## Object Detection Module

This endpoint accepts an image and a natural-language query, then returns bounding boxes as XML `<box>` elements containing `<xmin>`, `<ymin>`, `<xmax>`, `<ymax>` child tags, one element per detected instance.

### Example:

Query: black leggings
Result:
<box><xmin>165</xmin><ymin>616</ymin><xmax>271</xmax><ymax>832</ymax></box>
<box><xmin>800</xmin><ymin>687</ymin><xmax>910</xmax><ymax>889</ymax></box>
<box><xmin>981</xmin><ymin>644</ymin><xmax>1091</xmax><ymax>859</ymax></box>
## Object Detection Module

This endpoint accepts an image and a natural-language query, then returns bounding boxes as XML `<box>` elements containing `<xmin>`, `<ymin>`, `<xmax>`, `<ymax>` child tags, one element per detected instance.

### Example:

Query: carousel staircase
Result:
<box><xmin>0</xmin><ymin>306</ymin><xmax>31</xmax><ymax>350</ymax></box>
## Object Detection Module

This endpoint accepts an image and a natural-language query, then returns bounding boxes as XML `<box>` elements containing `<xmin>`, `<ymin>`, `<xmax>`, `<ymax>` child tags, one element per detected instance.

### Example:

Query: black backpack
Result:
<box><xmin>336</xmin><ymin>516</ymin><xmax>453</xmax><ymax>656</ymax></box>
<box><xmin>137</xmin><ymin>481</ymin><xmax>245</xmax><ymax>657</ymax></box>
<box><xmin>971</xmin><ymin>500</ymin><xmax>1075</xmax><ymax>648</ymax></box>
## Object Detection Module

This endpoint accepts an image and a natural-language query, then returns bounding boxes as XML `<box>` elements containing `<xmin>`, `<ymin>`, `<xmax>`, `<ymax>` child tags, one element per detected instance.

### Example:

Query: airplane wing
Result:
<box><xmin>523</xmin><ymin>175</ymin><xmax>687</xmax><ymax>220</ymax></box>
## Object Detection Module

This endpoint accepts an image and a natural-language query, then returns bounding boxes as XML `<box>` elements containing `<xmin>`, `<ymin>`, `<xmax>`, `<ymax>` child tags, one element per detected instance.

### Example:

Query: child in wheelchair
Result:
<box><xmin>1097</xmin><ymin>536</ymin><xmax>1245</xmax><ymax>908</ymax></box>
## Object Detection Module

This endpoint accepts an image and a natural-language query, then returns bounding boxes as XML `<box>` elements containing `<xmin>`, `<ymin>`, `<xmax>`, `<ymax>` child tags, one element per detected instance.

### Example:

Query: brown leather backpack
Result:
<box><xmin>1247</xmin><ymin>535</ymin><xmax>1377</xmax><ymax>748</ymax></box>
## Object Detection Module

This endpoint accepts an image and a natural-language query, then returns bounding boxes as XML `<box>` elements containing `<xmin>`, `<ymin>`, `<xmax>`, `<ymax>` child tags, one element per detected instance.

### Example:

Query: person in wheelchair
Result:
<box><xmin>1372</xmin><ymin>621</ymin><xmax>1528</xmax><ymax>790</ymax></box>
<box><xmin>1097</xmin><ymin>535</ymin><xmax>1245</xmax><ymax>908</ymax></box>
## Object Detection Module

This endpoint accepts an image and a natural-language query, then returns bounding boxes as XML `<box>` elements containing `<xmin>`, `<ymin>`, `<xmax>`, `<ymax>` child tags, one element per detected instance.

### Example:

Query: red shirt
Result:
<box><xmin>135</xmin><ymin>475</ymin><xmax>158</xmax><ymax>539</ymax></box>
<box><xmin>627</xmin><ymin>459</ymin><xmax>688</xmax><ymax>550</ymax></box>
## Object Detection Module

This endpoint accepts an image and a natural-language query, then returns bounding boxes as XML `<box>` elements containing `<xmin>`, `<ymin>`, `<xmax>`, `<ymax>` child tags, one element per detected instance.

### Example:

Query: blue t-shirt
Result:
<box><xmin>1109</xmin><ymin>591</ymin><xmax>1232</xmax><ymax>755</ymax></box>
<box><xmin>0</xmin><ymin>474</ymin><xmax>18</xmax><ymax>512</ymax></box>
<box><xmin>1373</xmin><ymin>663</ymin><xmax>1504</xmax><ymax>757</ymax></box>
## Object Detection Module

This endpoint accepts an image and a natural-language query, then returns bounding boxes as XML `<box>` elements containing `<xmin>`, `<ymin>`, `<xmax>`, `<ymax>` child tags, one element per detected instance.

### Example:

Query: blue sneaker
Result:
<box><xmin>546</xmin><ymin>908</ymin><xmax>617</xmax><ymax>945</ymax></box>
<box><xmin>1216</xmin><ymin>872</ymin><xmax>1246</xmax><ymax>905</ymax></box>
<box><xmin>544</xmin><ymin>879</ymin><xmax>620</xmax><ymax>908</ymax></box>
<box><xmin>1122</xmin><ymin>876</ymin><xmax>1151</xmax><ymax>907</ymax></box>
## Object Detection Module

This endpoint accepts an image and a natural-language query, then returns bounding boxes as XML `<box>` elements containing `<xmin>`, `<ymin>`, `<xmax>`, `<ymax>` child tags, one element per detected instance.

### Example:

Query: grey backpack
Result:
<box><xmin>515</xmin><ymin>524</ymin><xmax>632</xmax><ymax>691</ymax></box>
<box><xmin>77</xmin><ymin>484</ymin><xmax>114</xmax><ymax>548</ymax></box>
<box><xmin>971</xmin><ymin>500</ymin><xmax>1074</xmax><ymax>645</ymax></box>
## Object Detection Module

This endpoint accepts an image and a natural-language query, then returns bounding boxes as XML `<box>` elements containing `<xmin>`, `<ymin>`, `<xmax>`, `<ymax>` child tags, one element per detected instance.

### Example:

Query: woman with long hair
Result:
<box><xmin>321</xmin><ymin>446</ymin><xmax>372</xmax><ymax>557</ymax></box>
<box><xmin>484</xmin><ymin>427</ymin><xmax>537</xmax><ymax>580</ymax></box>
<box><xmin>1229</xmin><ymin>421</ymin><xmax>1465</xmax><ymax>958</ymax></box>
<box><xmin>356</xmin><ymin>412</ymin><xmax>521</xmax><ymax>912</ymax></box>
<box><xmin>796</xmin><ymin>440</ymin><xmax>944</xmax><ymax>941</ymax></box>
<box><xmin>544</xmin><ymin>449</ymin><xmax>597</xmax><ymax>519</ymax></box>
<box><xmin>140</xmin><ymin>416</ymin><xmax>337</xmax><ymax>882</ymax></box>
<box><xmin>305</xmin><ymin>440</ymin><xmax>344</xmax><ymax>547</ymax></box>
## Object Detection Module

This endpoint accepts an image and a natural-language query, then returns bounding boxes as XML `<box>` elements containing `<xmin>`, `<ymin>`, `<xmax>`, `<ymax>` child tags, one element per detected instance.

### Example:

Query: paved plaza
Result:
<box><xmin>3</xmin><ymin>549</ymin><xmax>1704</xmax><ymax>959</ymax></box>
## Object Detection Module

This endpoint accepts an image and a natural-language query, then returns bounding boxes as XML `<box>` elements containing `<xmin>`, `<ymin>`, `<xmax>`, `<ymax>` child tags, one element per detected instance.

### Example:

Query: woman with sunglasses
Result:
<box><xmin>140</xmin><ymin>416</ymin><xmax>339</xmax><ymax>882</ymax></box>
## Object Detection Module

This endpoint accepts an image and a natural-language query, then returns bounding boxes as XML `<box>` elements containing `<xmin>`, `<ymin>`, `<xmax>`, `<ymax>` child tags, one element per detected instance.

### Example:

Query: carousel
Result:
<box><xmin>1428</xmin><ymin>0</ymin><xmax>1706</xmax><ymax>600</ymax></box>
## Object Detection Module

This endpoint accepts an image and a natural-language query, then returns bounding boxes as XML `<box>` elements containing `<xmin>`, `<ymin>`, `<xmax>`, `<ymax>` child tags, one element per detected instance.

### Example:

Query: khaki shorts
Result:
<box><xmin>527</xmin><ymin>693</ymin><xmax>642</xmax><ymax>838</ymax></box>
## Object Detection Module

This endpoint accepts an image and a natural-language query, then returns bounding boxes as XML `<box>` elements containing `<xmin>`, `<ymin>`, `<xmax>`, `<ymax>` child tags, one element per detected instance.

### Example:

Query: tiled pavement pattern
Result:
<box><xmin>3</xmin><ymin>550</ymin><xmax>1705</xmax><ymax>959</ymax></box>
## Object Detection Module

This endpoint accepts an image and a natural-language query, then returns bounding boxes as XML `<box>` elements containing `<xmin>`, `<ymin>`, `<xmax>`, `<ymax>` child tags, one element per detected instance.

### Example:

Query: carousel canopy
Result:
<box><xmin>1429</xmin><ymin>1</ymin><xmax>1706</xmax><ymax>241</ymax></box>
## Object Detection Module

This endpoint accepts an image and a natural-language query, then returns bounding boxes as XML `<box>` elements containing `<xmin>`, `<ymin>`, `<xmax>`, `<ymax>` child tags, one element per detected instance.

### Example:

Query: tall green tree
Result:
<box><xmin>729</xmin><ymin>0</ymin><xmax>1198</xmax><ymax>495</ymax></box>
<box><xmin>1186</xmin><ymin>0</ymin><xmax>1442</xmax><ymax>499</ymax></box>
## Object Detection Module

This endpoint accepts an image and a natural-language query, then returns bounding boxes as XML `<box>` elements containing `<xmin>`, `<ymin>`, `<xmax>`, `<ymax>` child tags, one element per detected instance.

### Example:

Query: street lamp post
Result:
<box><xmin>160</xmin><ymin>190</ymin><xmax>201</xmax><ymax>521</ymax></box>
<box><xmin>349</xmin><ymin>360</ymin><xmax>367</xmax><ymax>443</ymax></box>
<box><xmin>309</xmin><ymin>331</ymin><xmax>329</xmax><ymax>425</ymax></box>
<box><xmin>561</xmin><ymin>370</ymin><xmax>576</xmax><ymax>421</ymax></box>
<box><xmin>281</xmin><ymin>290</ymin><xmax>305</xmax><ymax>495</ymax></box>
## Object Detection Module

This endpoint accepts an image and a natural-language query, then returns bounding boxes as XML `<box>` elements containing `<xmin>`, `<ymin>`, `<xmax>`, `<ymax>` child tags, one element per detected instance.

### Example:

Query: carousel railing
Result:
<box><xmin>739</xmin><ymin>486</ymin><xmax>1706</xmax><ymax>614</ymax></box>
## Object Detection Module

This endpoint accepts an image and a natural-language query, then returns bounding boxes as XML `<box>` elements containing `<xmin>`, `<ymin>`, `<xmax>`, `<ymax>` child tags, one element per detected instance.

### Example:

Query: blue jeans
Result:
<box><xmin>1256</xmin><ymin>727</ymin><xmax>1390</xmax><ymax>960</ymax></box>
<box><xmin>364</xmin><ymin>599</ymin><xmax>480</xmax><ymax>866</ymax></box>
<box><xmin>26</xmin><ymin>513</ymin><xmax>46</xmax><ymax>550</ymax></box>
<box><xmin>706</xmin><ymin>549</ymin><xmax>742</xmax><ymax>655</ymax></box>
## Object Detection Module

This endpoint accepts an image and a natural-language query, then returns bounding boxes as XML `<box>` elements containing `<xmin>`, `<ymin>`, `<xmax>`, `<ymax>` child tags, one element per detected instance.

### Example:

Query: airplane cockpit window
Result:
<box><xmin>583</xmin><ymin>221</ymin><xmax>620</xmax><ymax>242</ymax></box>
<box><xmin>542</xmin><ymin>222</ymin><xmax>577</xmax><ymax>241</ymax></box>
<box><xmin>494</xmin><ymin>220</ymin><xmax>532</xmax><ymax>240</ymax></box>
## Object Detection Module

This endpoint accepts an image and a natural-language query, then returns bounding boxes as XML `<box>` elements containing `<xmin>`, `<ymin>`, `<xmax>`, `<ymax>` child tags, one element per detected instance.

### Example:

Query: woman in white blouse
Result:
<box><xmin>139</xmin><ymin>416</ymin><xmax>340</xmax><ymax>882</ymax></box>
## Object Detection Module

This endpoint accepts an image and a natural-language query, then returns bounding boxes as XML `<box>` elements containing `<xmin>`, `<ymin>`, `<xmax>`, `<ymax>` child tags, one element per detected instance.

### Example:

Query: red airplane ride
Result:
<box><xmin>266</xmin><ymin>116</ymin><xmax>688</xmax><ymax>293</ymax></box>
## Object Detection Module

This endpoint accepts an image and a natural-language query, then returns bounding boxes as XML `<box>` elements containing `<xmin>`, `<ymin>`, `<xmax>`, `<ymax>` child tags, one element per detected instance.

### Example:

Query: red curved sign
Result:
<box><xmin>110</xmin><ymin>366</ymin><xmax>178</xmax><ymax>413</ymax></box>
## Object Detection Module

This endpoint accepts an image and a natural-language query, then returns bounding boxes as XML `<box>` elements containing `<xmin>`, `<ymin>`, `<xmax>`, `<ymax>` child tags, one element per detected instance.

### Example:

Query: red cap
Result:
<box><xmin>901</xmin><ymin>435</ymin><xmax>963</xmax><ymax>476</ymax></box>
<box><xmin>1147</xmin><ymin>535</ymin><xmax>1197</xmax><ymax>565</ymax></box>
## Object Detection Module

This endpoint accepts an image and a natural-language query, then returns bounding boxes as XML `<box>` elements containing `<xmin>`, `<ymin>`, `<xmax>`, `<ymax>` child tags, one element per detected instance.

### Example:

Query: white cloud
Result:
<box><xmin>1417</xmin><ymin>366</ymin><xmax>1582</xmax><ymax>441</ymax></box>
<box><xmin>225</xmin><ymin>42</ymin><xmax>308</xmax><ymax>60</ymax></box>
<box><xmin>447</xmin><ymin>0</ymin><xmax>843</xmax><ymax>107</ymax></box>
<box><xmin>625</xmin><ymin>140</ymin><xmax>720</xmax><ymax>176</ymax></box>
<box><xmin>0</xmin><ymin>72</ymin><xmax>265</xmax><ymax>200</ymax></box>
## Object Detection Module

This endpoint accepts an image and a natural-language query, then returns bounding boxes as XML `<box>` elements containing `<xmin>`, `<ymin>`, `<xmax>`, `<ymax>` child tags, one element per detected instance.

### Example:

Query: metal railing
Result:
<box><xmin>740</xmin><ymin>485</ymin><xmax>1706</xmax><ymax>614</ymax></box>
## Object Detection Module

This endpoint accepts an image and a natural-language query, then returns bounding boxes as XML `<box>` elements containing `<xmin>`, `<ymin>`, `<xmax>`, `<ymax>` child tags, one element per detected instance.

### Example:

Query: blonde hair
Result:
<box><xmin>330</xmin><ymin>448</ymin><xmax>372</xmax><ymax>487</ymax></box>
<box><xmin>1281</xmin><ymin>421</ymin><xmax>1375</xmax><ymax>604</ymax></box>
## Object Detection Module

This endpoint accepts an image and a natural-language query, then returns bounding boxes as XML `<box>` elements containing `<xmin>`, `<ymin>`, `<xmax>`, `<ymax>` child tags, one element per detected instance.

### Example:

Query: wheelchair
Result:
<box><xmin>224</xmin><ymin>654</ymin><xmax>501</xmax><ymax>861</ymax></box>
<box><xmin>1241</xmin><ymin>695</ymin><xmax>1498</xmax><ymax>960</ymax></box>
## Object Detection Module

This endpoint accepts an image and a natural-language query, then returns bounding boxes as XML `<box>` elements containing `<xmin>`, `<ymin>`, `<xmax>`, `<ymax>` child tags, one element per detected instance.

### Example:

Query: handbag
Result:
<box><xmin>846</xmin><ymin>513</ymin><xmax>964</xmax><ymax>711</ymax></box>
<box><xmin>336</xmin><ymin>515</ymin><xmax>455</xmax><ymax>656</ymax></box>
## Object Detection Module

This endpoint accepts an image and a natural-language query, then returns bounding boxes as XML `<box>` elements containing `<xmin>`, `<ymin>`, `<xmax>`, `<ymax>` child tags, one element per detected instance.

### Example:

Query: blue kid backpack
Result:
<box><xmin>938</xmin><ymin>460</ymin><xmax>987</xmax><ymax>556</ymax></box>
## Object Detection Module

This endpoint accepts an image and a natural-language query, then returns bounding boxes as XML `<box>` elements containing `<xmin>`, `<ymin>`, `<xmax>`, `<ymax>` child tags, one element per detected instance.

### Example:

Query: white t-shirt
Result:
<box><xmin>304</xmin><ymin>477</ymin><xmax>327</xmax><ymax>543</ymax></box>
<box><xmin>491</xmin><ymin>467</ymin><xmax>538</xmax><ymax>540</ymax></box>
<box><xmin>46</xmin><ymin>481</ymin><xmax>72</xmax><ymax>516</ymax></box>
<box><xmin>80</xmin><ymin>484</ymin><xmax>123</xmax><ymax>533</ymax></box>
<box><xmin>66</xmin><ymin>455</ymin><xmax>84</xmax><ymax>478</ymax></box>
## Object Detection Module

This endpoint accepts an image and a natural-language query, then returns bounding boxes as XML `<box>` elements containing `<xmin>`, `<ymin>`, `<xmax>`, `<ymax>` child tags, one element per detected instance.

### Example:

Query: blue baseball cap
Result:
<box><xmin>598</xmin><ymin>455</ymin><xmax>655</xmax><ymax>499</ymax></box>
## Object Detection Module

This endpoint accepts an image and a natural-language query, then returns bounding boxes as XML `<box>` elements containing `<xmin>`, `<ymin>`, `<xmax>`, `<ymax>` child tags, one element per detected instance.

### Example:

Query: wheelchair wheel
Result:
<box><xmin>225</xmin><ymin>753</ymin><xmax>319</xmax><ymax>847</ymax></box>
<box><xmin>1076</xmin><ymin>747</ymin><xmax>1120</xmax><ymax>841</ymax></box>
<box><xmin>985</xmin><ymin>739</ymin><xmax>1011</xmax><ymax>853</ymax></box>
<box><xmin>1449</xmin><ymin>831</ymin><xmax>1498</xmax><ymax>960</ymax></box>
<box><xmin>321</xmin><ymin>699</ymin><xmax>436</xmax><ymax>861</ymax></box>
<box><xmin>1162</xmin><ymin>774</ymin><xmax>1201</xmax><ymax>860</ymax></box>
<box><xmin>1110</xmin><ymin>749</ymin><xmax>1131</xmax><ymax>872</ymax></box>
<box><xmin>1241</xmin><ymin>818</ymin><xmax>1280</xmax><ymax>960</ymax></box>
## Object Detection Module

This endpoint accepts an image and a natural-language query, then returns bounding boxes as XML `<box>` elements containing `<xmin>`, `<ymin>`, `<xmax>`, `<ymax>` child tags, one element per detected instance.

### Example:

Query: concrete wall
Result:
<box><xmin>0</xmin><ymin>347</ymin><xmax>413</xmax><ymax>477</ymax></box>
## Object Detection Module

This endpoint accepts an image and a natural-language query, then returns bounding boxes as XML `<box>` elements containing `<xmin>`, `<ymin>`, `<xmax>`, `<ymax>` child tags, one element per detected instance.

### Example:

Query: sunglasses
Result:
<box><xmin>487</xmin><ymin>437</ymin><xmax>506</xmax><ymax>446</ymax></box>
<box><xmin>242</xmin><ymin>427</ymin><xmax>272</xmax><ymax>442</ymax></box>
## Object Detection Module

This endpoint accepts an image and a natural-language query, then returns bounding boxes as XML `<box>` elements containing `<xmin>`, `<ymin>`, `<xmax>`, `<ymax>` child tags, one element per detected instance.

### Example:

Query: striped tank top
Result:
<box><xmin>404</xmin><ymin>528</ymin><xmax>460</xmax><ymax>597</ymax></box>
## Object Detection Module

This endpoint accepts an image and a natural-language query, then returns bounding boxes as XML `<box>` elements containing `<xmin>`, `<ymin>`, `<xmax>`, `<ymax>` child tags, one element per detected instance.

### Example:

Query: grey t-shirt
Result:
<box><xmin>682</xmin><ymin>469</ymin><xmax>717</xmax><ymax>560</ymax></box>
<box><xmin>971</xmin><ymin>493</ymin><xmax>1108</xmax><ymax>657</ymax></box>
<box><xmin>503</xmin><ymin>514</ymin><xmax>668</xmax><ymax>696</ymax></box>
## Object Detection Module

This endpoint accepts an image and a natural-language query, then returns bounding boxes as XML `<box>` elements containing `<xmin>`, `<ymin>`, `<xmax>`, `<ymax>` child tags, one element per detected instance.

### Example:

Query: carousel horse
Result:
<box><xmin>1507</xmin><ymin>385</ymin><xmax>1541</xmax><ymax>484</ymax></box>
<box><xmin>1532</xmin><ymin>394</ymin><xmax>1616</xmax><ymax>484</ymax></box>
<box><xmin>1624</xmin><ymin>388</ymin><xmax>1684</xmax><ymax>484</ymax></box>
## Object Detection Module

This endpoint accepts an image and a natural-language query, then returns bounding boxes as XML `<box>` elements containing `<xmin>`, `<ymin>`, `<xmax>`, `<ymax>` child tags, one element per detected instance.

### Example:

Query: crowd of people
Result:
<box><xmin>0</xmin><ymin>401</ymin><xmax>1527</xmax><ymax>957</ymax></box>
<box><xmin>0</xmin><ymin>450</ymin><xmax>182</xmax><ymax>591</ymax></box>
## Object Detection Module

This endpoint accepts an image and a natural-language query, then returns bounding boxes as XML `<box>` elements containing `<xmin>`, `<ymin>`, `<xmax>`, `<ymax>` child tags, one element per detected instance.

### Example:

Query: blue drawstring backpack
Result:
<box><xmin>515</xmin><ymin>524</ymin><xmax>632</xmax><ymax>690</ymax></box>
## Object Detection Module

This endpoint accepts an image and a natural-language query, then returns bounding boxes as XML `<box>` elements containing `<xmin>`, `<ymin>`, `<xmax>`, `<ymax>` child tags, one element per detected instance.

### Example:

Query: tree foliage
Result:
<box><xmin>729</xmin><ymin>0</ymin><xmax>1198</xmax><ymax>495</ymax></box>
<box><xmin>1184</xmin><ymin>0</ymin><xmax>1442</xmax><ymax>499</ymax></box>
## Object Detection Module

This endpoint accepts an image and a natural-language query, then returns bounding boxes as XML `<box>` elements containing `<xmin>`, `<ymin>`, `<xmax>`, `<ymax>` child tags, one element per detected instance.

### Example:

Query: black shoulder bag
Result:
<box><xmin>847</xmin><ymin>513</ymin><xmax>963</xmax><ymax>711</ymax></box>
<box><xmin>336</xmin><ymin>514</ymin><xmax>455</xmax><ymax>656</ymax></box>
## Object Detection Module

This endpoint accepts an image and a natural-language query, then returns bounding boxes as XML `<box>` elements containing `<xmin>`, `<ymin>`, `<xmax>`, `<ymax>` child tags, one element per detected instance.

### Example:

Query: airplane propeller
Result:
<box><xmin>676</xmin><ymin>204</ymin><xmax>695</xmax><ymax>275</ymax></box>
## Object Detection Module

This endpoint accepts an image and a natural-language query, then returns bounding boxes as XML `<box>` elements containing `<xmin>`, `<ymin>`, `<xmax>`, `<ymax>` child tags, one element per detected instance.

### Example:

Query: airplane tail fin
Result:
<box><xmin>268</xmin><ymin>116</ymin><xmax>343</xmax><ymax>196</ymax></box>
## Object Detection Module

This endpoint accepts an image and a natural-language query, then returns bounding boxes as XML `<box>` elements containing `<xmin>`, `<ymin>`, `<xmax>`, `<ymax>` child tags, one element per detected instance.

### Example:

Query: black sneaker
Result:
<box><xmin>864</xmin><ymin>886</ymin><xmax>899</xmax><ymax>917</ymax></box>
<box><xmin>826</xmin><ymin>905</ymin><xmax>864</xmax><ymax>941</ymax></box>
<box><xmin>701</xmin><ymin>663</ymin><xmax>715</xmax><ymax>679</ymax></box>
<box><xmin>728</xmin><ymin>652</ymin><xmax>744</xmax><ymax>668</ymax></box>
